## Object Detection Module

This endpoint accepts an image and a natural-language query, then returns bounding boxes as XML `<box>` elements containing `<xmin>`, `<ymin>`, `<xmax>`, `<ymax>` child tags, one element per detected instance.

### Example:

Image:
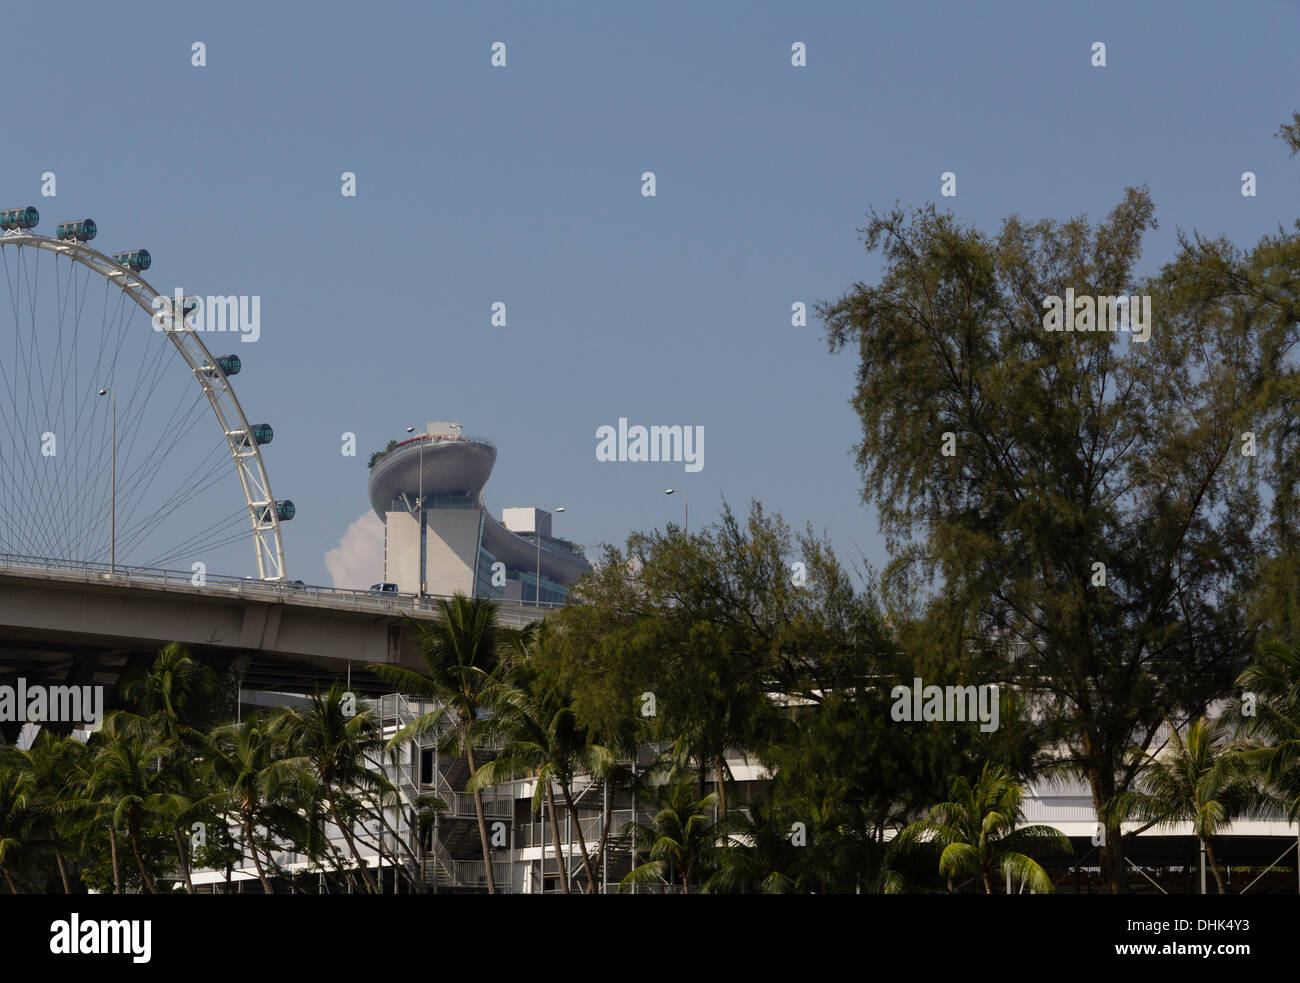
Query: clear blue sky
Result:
<box><xmin>3</xmin><ymin>1</ymin><xmax>1297</xmax><ymax>585</ymax></box>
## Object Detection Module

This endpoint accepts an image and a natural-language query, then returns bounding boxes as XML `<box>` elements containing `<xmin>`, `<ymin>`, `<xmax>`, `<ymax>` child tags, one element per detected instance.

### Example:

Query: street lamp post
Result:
<box><xmin>536</xmin><ymin>506</ymin><xmax>564</xmax><ymax>606</ymax></box>
<box><xmin>666</xmin><ymin>488</ymin><xmax>686</xmax><ymax>536</ymax></box>
<box><xmin>406</xmin><ymin>426</ymin><xmax>427</xmax><ymax>595</ymax></box>
<box><xmin>98</xmin><ymin>388</ymin><xmax>115</xmax><ymax>572</ymax></box>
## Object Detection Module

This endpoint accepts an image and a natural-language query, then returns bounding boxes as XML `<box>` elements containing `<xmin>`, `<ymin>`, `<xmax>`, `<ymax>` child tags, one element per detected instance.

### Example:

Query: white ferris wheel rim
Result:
<box><xmin>0</xmin><ymin>231</ymin><xmax>287</xmax><ymax>581</ymax></box>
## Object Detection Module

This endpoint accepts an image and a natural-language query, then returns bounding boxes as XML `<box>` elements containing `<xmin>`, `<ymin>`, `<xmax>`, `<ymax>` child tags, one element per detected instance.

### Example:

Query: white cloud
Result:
<box><xmin>324</xmin><ymin>511</ymin><xmax>385</xmax><ymax>589</ymax></box>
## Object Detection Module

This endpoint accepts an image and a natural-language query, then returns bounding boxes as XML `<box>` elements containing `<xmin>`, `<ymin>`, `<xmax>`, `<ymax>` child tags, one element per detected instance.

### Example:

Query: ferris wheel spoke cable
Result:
<box><xmin>37</xmin><ymin>252</ymin><xmax>86</xmax><ymax>555</ymax></box>
<box><xmin>97</xmin><ymin>344</ymin><xmax>198</xmax><ymax>519</ymax></box>
<box><xmin>6</xmin><ymin>252</ymin><xmax>68</xmax><ymax>556</ymax></box>
<box><xmin>58</xmin><ymin>283</ymin><xmax>117</xmax><ymax>552</ymax></box>
<box><xmin>145</xmin><ymin>510</ymin><xmax>247</xmax><ymax>565</ymax></box>
<box><xmin>69</xmin><ymin>384</ymin><xmax>213</xmax><ymax>563</ymax></box>
<box><xmin>50</xmin><ymin>256</ymin><xmax>84</xmax><ymax>549</ymax></box>
<box><xmin>0</xmin><ymin>248</ymin><xmax>59</xmax><ymax>555</ymax></box>
<box><xmin>0</xmin><ymin>227</ymin><xmax>286</xmax><ymax>577</ymax></box>
<box><xmin>58</xmin><ymin>261</ymin><xmax>122</xmax><ymax>549</ymax></box>
<box><xmin>66</xmin><ymin>281</ymin><xmax>138</xmax><ymax>531</ymax></box>
<box><xmin>71</xmin><ymin>362</ymin><xmax>234</xmax><ymax>566</ymax></box>
<box><xmin>20</xmin><ymin>261</ymin><xmax>70</xmax><ymax>555</ymax></box>
<box><xmin>149</xmin><ymin>524</ymin><xmax>258</xmax><ymax>572</ymax></box>
<box><xmin>18</xmin><ymin>247</ymin><xmax>46</xmax><ymax>416</ymax></box>
<box><xmin>112</xmin><ymin>345</ymin><xmax>191</xmax><ymax>516</ymax></box>
<box><xmin>8</xmin><ymin>252</ymin><xmax>108</xmax><ymax>557</ymax></box>
<box><xmin>0</xmin><ymin>479</ymin><xmax>38</xmax><ymax>557</ymax></box>
<box><xmin>120</xmin><ymin>490</ymin><xmax>238</xmax><ymax>564</ymax></box>
<box><xmin>64</xmin><ymin>427</ymin><xmax>221</xmax><ymax>563</ymax></box>
<box><xmin>58</xmin><ymin>256</ymin><xmax>185</xmax><ymax>561</ymax></box>
<box><xmin>144</xmin><ymin>508</ymin><xmax>249</xmax><ymax>570</ymax></box>
<box><xmin>145</xmin><ymin>506</ymin><xmax>247</xmax><ymax>562</ymax></box>
<box><xmin>0</xmin><ymin>248</ymin><xmax>50</xmax><ymax>552</ymax></box>
<box><xmin>28</xmin><ymin>257</ymin><xmax>99</xmax><ymax>556</ymax></box>
<box><xmin>0</xmin><ymin>348</ymin><xmax>37</xmax><ymax>555</ymax></box>
<box><xmin>27</xmin><ymin>248</ymin><xmax>97</xmax><ymax>556</ymax></box>
<box><xmin>48</xmin><ymin>261</ymin><xmax>111</xmax><ymax>549</ymax></box>
<box><xmin>110</xmin><ymin>402</ymin><xmax>227</xmax><ymax>556</ymax></box>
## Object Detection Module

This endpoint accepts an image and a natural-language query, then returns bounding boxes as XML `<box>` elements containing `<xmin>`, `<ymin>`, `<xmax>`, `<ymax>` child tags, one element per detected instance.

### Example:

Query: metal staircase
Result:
<box><xmin>368</xmin><ymin>693</ymin><xmax>644</xmax><ymax>893</ymax></box>
<box><xmin>373</xmin><ymin>693</ymin><xmax>513</xmax><ymax>892</ymax></box>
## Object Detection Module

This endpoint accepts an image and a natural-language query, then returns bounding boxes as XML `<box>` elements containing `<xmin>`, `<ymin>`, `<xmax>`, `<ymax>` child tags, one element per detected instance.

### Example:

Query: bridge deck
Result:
<box><xmin>0</xmin><ymin>556</ymin><xmax>554</xmax><ymax>714</ymax></box>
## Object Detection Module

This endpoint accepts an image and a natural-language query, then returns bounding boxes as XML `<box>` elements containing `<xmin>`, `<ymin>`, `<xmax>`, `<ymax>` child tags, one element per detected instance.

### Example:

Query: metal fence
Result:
<box><xmin>449</xmin><ymin>860</ymin><xmax>512</xmax><ymax>888</ymax></box>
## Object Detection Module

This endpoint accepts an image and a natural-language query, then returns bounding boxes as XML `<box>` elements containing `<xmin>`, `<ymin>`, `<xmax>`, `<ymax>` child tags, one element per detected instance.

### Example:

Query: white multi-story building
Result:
<box><xmin>367</xmin><ymin>422</ymin><xmax>589</xmax><ymax>603</ymax></box>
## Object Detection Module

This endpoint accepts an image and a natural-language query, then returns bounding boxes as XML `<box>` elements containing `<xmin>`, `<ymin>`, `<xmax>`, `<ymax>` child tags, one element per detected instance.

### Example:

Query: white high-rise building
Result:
<box><xmin>367</xmin><ymin>422</ymin><xmax>589</xmax><ymax>602</ymax></box>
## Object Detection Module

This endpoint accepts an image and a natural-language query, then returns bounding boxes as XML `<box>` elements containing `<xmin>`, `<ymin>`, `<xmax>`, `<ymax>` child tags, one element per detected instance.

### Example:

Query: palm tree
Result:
<box><xmin>620</xmin><ymin>770</ymin><xmax>719</xmax><ymax>894</ymax></box>
<box><xmin>0</xmin><ymin>752</ymin><xmax>33</xmax><ymax>893</ymax></box>
<box><xmin>1234</xmin><ymin>638</ymin><xmax>1300</xmax><ymax>819</ymax></box>
<box><xmin>205</xmin><ymin>716</ymin><xmax>284</xmax><ymax>894</ymax></box>
<box><xmin>114</xmin><ymin>643</ymin><xmax>218</xmax><ymax>893</ymax></box>
<box><xmin>1127</xmin><ymin>716</ymin><xmax>1255</xmax><ymax>893</ymax></box>
<box><xmin>18</xmin><ymin>733</ymin><xmax>83</xmax><ymax>893</ymax></box>
<box><xmin>371</xmin><ymin>593</ymin><xmax>521</xmax><ymax>894</ymax></box>
<box><xmin>702</xmin><ymin>798</ymin><xmax>799</xmax><ymax>894</ymax></box>
<box><xmin>86</xmin><ymin>726</ymin><xmax>178</xmax><ymax>894</ymax></box>
<box><xmin>349</xmin><ymin>775</ymin><xmax>427</xmax><ymax>893</ymax></box>
<box><xmin>899</xmin><ymin>763</ymin><xmax>1071</xmax><ymax>894</ymax></box>
<box><xmin>271</xmin><ymin>685</ymin><xmax>389</xmax><ymax>894</ymax></box>
<box><xmin>470</xmin><ymin>666</ymin><xmax>614</xmax><ymax>893</ymax></box>
<box><xmin>66</xmin><ymin>744</ymin><xmax>122</xmax><ymax>894</ymax></box>
<box><xmin>152</xmin><ymin>787</ymin><xmax>222</xmax><ymax>896</ymax></box>
<box><xmin>794</xmin><ymin>806</ymin><xmax>908</xmax><ymax>894</ymax></box>
<box><xmin>118</xmin><ymin>642</ymin><xmax>216</xmax><ymax>745</ymax></box>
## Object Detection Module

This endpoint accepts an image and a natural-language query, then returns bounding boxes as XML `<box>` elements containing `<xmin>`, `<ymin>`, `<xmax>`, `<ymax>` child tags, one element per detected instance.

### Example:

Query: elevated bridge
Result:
<box><xmin>0</xmin><ymin>553</ymin><xmax>553</xmax><ymax>736</ymax></box>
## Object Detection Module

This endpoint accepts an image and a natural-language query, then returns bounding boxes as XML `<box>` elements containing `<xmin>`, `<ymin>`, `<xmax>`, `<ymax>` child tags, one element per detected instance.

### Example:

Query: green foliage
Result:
<box><xmin>817</xmin><ymin>168</ymin><xmax>1300</xmax><ymax>888</ymax></box>
<box><xmin>271</xmin><ymin>684</ymin><xmax>395</xmax><ymax>894</ymax></box>
<box><xmin>1119</xmin><ymin>716</ymin><xmax>1257</xmax><ymax>893</ymax></box>
<box><xmin>371</xmin><ymin>592</ymin><xmax>530</xmax><ymax>894</ymax></box>
<box><xmin>898</xmin><ymin>763</ymin><xmax>1071</xmax><ymax>894</ymax></box>
<box><xmin>469</xmin><ymin>651</ymin><xmax>614</xmax><ymax>892</ymax></box>
<box><xmin>1234</xmin><ymin>638</ymin><xmax>1300</xmax><ymax>821</ymax></box>
<box><xmin>620</xmin><ymin>768</ymin><xmax>719</xmax><ymax>894</ymax></box>
<box><xmin>540</xmin><ymin>501</ymin><xmax>835</xmax><ymax>814</ymax></box>
<box><xmin>1278</xmin><ymin>112</ymin><xmax>1300</xmax><ymax>157</ymax></box>
<box><xmin>367</xmin><ymin>439</ymin><xmax>400</xmax><ymax>471</ymax></box>
<box><xmin>0</xmin><ymin>643</ymin><xmax>422</xmax><ymax>894</ymax></box>
<box><xmin>702</xmin><ymin>797</ymin><xmax>802</xmax><ymax>894</ymax></box>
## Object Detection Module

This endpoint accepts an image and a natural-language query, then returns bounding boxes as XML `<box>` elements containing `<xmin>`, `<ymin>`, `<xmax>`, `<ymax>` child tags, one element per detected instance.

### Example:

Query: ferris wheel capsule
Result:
<box><xmin>258</xmin><ymin>500</ymin><xmax>295</xmax><ymax>522</ymax></box>
<box><xmin>0</xmin><ymin>206</ymin><xmax>38</xmax><ymax>231</ymax></box>
<box><xmin>55</xmin><ymin>219</ymin><xmax>96</xmax><ymax>242</ymax></box>
<box><xmin>200</xmin><ymin>355</ymin><xmax>241</xmax><ymax>377</ymax></box>
<box><xmin>251</xmin><ymin>423</ymin><xmax>273</xmax><ymax>445</ymax></box>
<box><xmin>153</xmin><ymin>296</ymin><xmax>199</xmax><ymax>332</ymax></box>
<box><xmin>112</xmin><ymin>249</ymin><xmax>151</xmax><ymax>271</ymax></box>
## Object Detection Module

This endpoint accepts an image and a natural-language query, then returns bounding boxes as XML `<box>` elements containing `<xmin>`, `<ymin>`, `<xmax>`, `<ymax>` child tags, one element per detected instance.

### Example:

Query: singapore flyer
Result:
<box><xmin>0</xmin><ymin>207</ymin><xmax>288</xmax><ymax>580</ymax></box>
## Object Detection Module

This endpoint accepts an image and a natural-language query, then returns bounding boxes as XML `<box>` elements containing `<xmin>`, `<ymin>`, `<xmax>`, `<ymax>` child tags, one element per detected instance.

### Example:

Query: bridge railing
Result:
<box><xmin>0</xmin><ymin>550</ymin><xmax>565</xmax><ymax>619</ymax></box>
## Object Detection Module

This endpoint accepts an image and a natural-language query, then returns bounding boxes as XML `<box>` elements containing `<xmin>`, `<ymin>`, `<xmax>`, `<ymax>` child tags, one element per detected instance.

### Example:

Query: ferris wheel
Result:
<box><xmin>0</xmin><ymin>205</ymin><xmax>290</xmax><ymax>580</ymax></box>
